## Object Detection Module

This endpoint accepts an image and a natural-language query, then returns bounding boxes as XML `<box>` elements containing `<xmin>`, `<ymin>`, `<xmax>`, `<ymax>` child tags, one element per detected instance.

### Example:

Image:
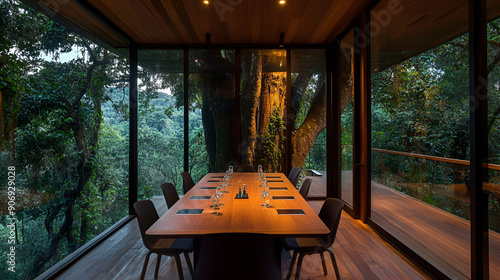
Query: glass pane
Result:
<box><xmin>340</xmin><ymin>30</ymin><xmax>354</xmax><ymax>206</ymax></box>
<box><xmin>487</xmin><ymin>1</ymin><xmax>500</xmax><ymax>277</ymax></box>
<box><xmin>290</xmin><ymin>49</ymin><xmax>326</xmax><ymax>197</ymax></box>
<box><xmin>190</xmin><ymin>49</ymin><xmax>235</xmax><ymax>175</ymax></box>
<box><xmin>371</xmin><ymin>0</ymin><xmax>470</xmax><ymax>278</ymax></box>
<box><xmin>0</xmin><ymin>5</ymin><xmax>129</xmax><ymax>278</ymax></box>
<box><xmin>137</xmin><ymin>50</ymin><xmax>184</xmax><ymax>197</ymax></box>
<box><xmin>240</xmin><ymin>49</ymin><xmax>286</xmax><ymax>172</ymax></box>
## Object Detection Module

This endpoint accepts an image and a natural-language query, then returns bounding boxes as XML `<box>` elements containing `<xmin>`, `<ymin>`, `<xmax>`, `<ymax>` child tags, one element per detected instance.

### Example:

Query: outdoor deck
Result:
<box><xmin>52</xmin><ymin>196</ymin><xmax>430</xmax><ymax>280</ymax></box>
<box><xmin>305</xmin><ymin>171</ymin><xmax>500</xmax><ymax>279</ymax></box>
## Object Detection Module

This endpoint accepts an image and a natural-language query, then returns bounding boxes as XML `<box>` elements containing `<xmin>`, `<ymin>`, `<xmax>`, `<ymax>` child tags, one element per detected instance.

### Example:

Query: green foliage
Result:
<box><xmin>256</xmin><ymin>107</ymin><xmax>286</xmax><ymax>172</ymax></box>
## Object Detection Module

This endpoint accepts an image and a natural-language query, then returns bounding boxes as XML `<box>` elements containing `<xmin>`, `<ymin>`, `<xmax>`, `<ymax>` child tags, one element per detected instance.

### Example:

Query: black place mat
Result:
<box><xmin>207</xmin><ymin>180</ymin><xmax>221</xmax><ymax>182</ymax></box>
<box><xmin>272</xmin><ymin>196</ymin><xmax>295</xmax><ymax>200</ymax></box>
<box><xmin>211</xmin><ymin>176</ymin><xmax>224</xmax><ymax>178</ymax></box>
<box><xmin>269</xmin><ymin>187</ymin><xmax>288</xmax><ymax>190</ymax></box>
<box><xmin>267</xmin><ymin>180</ymin><xmax>284</xmax><ymax>183</ymax></box>
<box><xmin>277</xmin><ymin>209</ymin><xmax>305</xmax><ymax>215</ymax></box>
<box><xmin>190</xmin><ymin>196</ymin><xmax>211</xmax><ymax>200</ymax></box>
<box><xmin>176</xmin><ymin>209</ymin><xmax>203</xmax><ymax>215</ymax></box>
<box><xmin>266</xmin><ymin>176</ymin><xmax>282</xmax><ymax>179</ymax></box>
<box><xmin>201</xmin><ymin>186</ymin><xmax>217</xmax><ymax>189</ymax></box>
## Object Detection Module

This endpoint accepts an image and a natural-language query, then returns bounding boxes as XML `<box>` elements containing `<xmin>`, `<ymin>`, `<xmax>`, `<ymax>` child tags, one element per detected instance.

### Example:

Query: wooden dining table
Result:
<box><xmin>146</xmin><ymin>172</ymin><xmax>329</xmax><ymax>238</ymax></box>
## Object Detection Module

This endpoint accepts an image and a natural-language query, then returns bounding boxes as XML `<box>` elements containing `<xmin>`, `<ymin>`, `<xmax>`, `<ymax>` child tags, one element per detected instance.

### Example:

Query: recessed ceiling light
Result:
<box><xmin>203</xmin><ymin>0</ymin><xmax>209</xmax><ymax>4</ymax></box>
<box><xmin>279</xmin><ymin>0</ymin><xmax>286</xmax><ymax>4</ymax></box>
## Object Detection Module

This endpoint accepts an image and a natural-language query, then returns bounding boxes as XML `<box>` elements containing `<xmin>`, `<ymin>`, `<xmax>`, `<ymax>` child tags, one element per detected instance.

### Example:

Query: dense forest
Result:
<box><xmin>1</xmin><ymin>0</ymin><xmax>500</xmax><ymax>279</ymax></box>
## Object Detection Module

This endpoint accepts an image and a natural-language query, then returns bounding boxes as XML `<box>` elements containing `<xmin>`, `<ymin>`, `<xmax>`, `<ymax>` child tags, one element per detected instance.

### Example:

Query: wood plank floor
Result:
<box><xmin>52</xmin><ymin>196</ymin><xmax>430</xmax><ymax>280</ymax></box>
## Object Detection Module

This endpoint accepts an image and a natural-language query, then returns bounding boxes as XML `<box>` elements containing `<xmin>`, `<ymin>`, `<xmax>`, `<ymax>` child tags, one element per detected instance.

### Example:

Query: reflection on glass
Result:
<box><xmin>340</xmin><ymin>30</ymin><xmax>354</xmax><ymax>206</ymax></box>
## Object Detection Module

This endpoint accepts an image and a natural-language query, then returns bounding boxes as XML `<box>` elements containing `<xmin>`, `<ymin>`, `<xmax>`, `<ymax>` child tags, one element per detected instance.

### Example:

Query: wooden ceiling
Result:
<box><xmin>22</xmin><ymin>0</ymin><xmax>500</xmax><ymax>72</ymax></box>
<box><xmin>28</xmin><ymin>0</ymin><xmax>373</xmax><ymax>47</ymax></box>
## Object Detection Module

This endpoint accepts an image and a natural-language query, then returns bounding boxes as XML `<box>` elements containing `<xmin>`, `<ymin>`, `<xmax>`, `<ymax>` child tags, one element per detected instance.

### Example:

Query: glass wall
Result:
<box><xmin>290</xmin><ymin>49</ymin><xmax>326</xmax><ymax>196</ymax></box>
<box><xmin>137</xmin><ymin>50</ymin><xmax>184</xmax><ymax>197</ymax></box>
<box><xmin>339</xmin><ymin>30</ymin><xmax>354</xmax><ymax>206</ymax></box>
<box><xmin>189</xmin><ymin>49</ymin><xmax>235</xmax><ymax>175</ymax></box>
<box><xmin>370</xmin><ymin>0</ymin><xmax>470</xmax><ymax>278</ymax></box>
<box><xmin>486</xmin><ymin>2</ymin><xmax>500</xmax><ymax>277</ymax></box>
<box><xmin>0</xmin><ymin>3</ymin><xmax>129</xmax><ymax>278</ymax></box>
<box><xmin>240</xmin><ymin>50</ymin><xmax>286</xmax><ymax>173</ymax></box>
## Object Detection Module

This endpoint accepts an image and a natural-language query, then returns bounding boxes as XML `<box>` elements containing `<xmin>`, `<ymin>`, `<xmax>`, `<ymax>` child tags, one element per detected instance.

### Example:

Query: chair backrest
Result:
<box><xmin>161</xmin><ymin>182</ymin><xmax>179</xmax><ymax>209</ymax></box>
<box><xmin>180</xmin><ymin>172</ymin><xmax>195</xmax><ymax>194</ymax></box>
<box><xmin>133</xmin><ymin>200</ymin><xmax>160</xmax><ymax>250</ymax></box>
<box><xmin>194</xmin><ymin>233</ymin><xmax>281</xmax><ymax>280</ymax></box>
<box><xmin>236</xmin><ymin>165</ymin><xmax>254</xmax><ymax>172</ymax></box>
<box><xmin>288</xmin><ymin>167</ymin><xmax>301</xmax><ymax>187</ymax></box>
<box><xmin>299</xmin><ymin>178</ymin><xmax>312</xmax><ymax>200</ymax></box>
<box><xmin>318</xmin><ymin>198</ymin><xmax>344</xmax><ymax>248</ymax></box>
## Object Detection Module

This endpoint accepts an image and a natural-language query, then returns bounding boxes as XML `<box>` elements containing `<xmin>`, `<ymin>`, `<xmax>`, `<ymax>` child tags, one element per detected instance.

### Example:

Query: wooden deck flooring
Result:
<box><xmin>52</xmin><ymin>196</ymin><xmax>430</xmax><ymax>280</ymax></box>
<box><xmin>303</xmin><ymin>171</ymin><xmax>500</xmax><ymax>280</ymax></box>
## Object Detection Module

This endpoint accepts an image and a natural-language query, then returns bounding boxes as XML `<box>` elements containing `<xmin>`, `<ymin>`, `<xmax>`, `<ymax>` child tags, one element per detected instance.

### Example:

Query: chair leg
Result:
<box><xmin>320</xmin><ymin>252</ymin><xmax>328</xmax><ymax>275</ymax></box>
<box><xmin>140</xmin><ymin>251</ymin><xmax>153</xmax><ymax>280</ymax></box>
<box><xmin>173</xmin><ymin>254</ymin><xmax>184</xmax><ymax>280</ymax></box>
<box><xmin>327</xmin><ymin>248</ymin><xmax>341</xmax><ymax>280</ymax></box>
<box><xmin>295</xmin><ymin>253</ymin><xmax>305</xmax><ymax>280</ymax></box>
<box><xmin>154</xmin><ymin>254</ymin><xmax>162</xmax><ymax>279</ymax></box>
<box><xmin>183</xmin><ymin>252</ymin><xmax>194</xmax><ymax>279</ymax></box>
<box><xmin>286</xmin><ymin>251</ymin><xmax>298</xmax><ymax>279</ymax></box>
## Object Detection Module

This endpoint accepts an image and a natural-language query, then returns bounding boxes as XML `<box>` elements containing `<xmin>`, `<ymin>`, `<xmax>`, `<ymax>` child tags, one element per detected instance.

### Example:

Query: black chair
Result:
<box><xmin>133</xmin><ymin>200</ymin><xmax>194</xmax><ymax>280</ymax></box>
<box><xmin>161</xmin><ymin>182</ymin><xmax>179</xmax><ymax>209</ymax></box>
<box><xmin>299</xmin><ymin>178</ymin><xmax>312</xmax><ymax>200</ymax></box>
<box><xmin>194</xmin><ymin>233</ymin><xmax>281</xmax><ymax>280</ymax></box>
<box><xmin>236</xmin><ymin>165</ymin><xmax>254</xmax><ymax>172</ymax></box>
<box><xmin>288</xmin><ymin>167</ymin><xmax>301</xmax><ymax>187</ymax></box>
<box><xmin>180</xmin><ymin>172</ymin><xmax>195</xmax><ymax>194</ymax></box>
<box><xmin>284</xmin><ymin>198</ymin><xmax>344</xmax><ymax>280</ymax></box>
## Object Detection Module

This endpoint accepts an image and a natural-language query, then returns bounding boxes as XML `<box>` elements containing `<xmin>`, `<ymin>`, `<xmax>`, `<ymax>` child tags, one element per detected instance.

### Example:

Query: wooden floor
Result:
<box><xmin>52</xmin><ymin>196</ymin><xmax>430</xmax><ymax>280</ymax></box>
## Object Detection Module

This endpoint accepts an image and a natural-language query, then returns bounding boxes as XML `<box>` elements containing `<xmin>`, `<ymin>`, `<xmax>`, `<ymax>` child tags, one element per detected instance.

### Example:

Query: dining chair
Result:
<box><xmin>299</xmin><ymin>178</ymin><xmax>312</xmax><ymax>200</ymax></box>
<box><xmin>133</xmin><ymin>200</ymin><xmax>194</xmax><ymax>280</ymax></box>
<box><xmin>288</xmin><ymin>167</ymin><xmax>301</xmax><ymax>187</ymax></box>
<box><xmin>180</xmin><ymin>172</ymin><xmax>195</xmax><ymax>194</ymax></box>
<box><xmin>194</xmin><ymin>233</ymin><xmax>281</xmax><ymax>280</ymax></box>
<box><xmin>284</xmin><ymin>198</ymin><xmax>344</xmax><ymax>280</ymax></box>
<box><xmin>236</xmin><ymin>165</ymin><xmax>254</xmax><ymax>172</ymax></box>
<box><xmin>160</xmin><ymin>182</ymin><xmax>179</xmax><ymax>209</ymax></box>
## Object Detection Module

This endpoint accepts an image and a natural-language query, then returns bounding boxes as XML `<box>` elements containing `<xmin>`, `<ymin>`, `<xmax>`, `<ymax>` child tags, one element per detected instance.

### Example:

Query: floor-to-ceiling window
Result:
<box><xmin>0</xmin><ymin>2</ymin><xmax>129</xmax><ymax>278</ymax></box>
<box><xmin>290</xmin><ymin>49</ymin><xmax>327</xmax><ymax>196</ymax></box>
<box><xmin>370</xmin><ymin>0</ymin><xmax>471</xmax><ymax>278</ymax></box>
<box><xmin>339</xmin><ymin>30</ymin><xmax>355</xmax><ymax>206</ymax></box>
<box><xmin>189</xmin><ymin>49</ymin><xmax>235</xmax><ymax>175</ymax></box>
<box><xmin>486</xmin><ymin>1</ymin><xmax>500</xmax><ymax>277</ymax></box>
<box><xmin>137</xmin><ymin>50</ymin><xmax>184</xmax><ymax>196</ymax></box>
<box><xmin>240</xmin><ymin>49</ymin><xmax>287</xmax><ymax>173</ymax></box>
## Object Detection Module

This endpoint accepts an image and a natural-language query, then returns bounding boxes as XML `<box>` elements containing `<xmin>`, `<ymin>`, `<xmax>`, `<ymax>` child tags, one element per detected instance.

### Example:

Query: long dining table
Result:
<box><xmin>147</xmin><ymin>172</ymin><xmax>329</xmax><ymax>238</ymax></box>
<box><xmin>146</xmin><ymin>172</ymin><xmax>330</xmax><ymax>276</ymax></box>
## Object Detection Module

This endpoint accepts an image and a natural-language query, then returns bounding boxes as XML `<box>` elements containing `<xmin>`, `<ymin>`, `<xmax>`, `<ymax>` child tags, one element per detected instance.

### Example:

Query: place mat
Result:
<box><xmin>201</xmin><ymin>186</ymin><xmax>217</xmax><ymax>190</ymax></box>
<box><xmin>207</xmin><ymin>180</ymin><xmax>221</xmax><ymax>182</ymax></box>
<box><xmin>266</xmin><ymin>176</ymin><xmax>282</xmax><ymax>179</ymax></box>
<box><xmin>272</xmin><ymin>196</ymin><xmax>295</xmax><ymax>200</ymax></box>
<box><xmin>211</xmin><ymin>176</ymin><xmax>224</xmax><ymax>178</ymax></box>
<box><xmin>269</xmin><ymin>187</ymin><xmax>288</xmax><ymax>190</ymax></box>
<box><xmin>267</xmin><ymin>180</ymin><xmax>284</xmax><ymax>183</ymax></box>
<box><xmin>277</xmin><ymin>209</ymin><xmax>305</xmax><ymax>215</ymax></box>
<box><xmin>176</xmin><ymin>209</ymin><xmax>203</xmax><ymax>215</ymax></box>
<box><xmin>190</xmin><ymin>196</ymin><xmax>211</xmax><ymax>200</ymax></box>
